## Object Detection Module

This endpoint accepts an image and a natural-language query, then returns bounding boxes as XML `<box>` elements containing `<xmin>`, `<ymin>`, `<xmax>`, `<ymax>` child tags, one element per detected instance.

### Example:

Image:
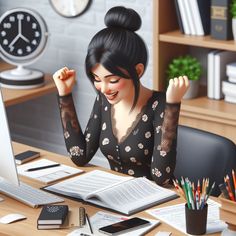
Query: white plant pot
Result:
<box><xmin>232</xmin><ymin>18</ymin><xmax>236</xmax><ymax>40</ymax></box>
<box><xmin>183</xmin><ymin>80</ymin><xmax>199</xmax><ymax>99</ymax></box>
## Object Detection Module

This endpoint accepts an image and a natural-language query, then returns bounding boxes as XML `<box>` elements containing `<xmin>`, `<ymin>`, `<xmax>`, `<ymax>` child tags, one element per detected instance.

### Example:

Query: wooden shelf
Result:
<box><xmin>181</xmin><ymin>96</ymin><xmax>236</xmax><ymax>126</ymax></box>
<box><xmin>160</xmin><ymin>30</ymin><xmax>236</xmax><ymax>51</ymax></box>
<box><xmin>154</xmin><ymin>0</ymin><xmax>236</xmax><ymax>143</ymax></box>
<box><xmin>0</xmin><ymin>61</ymin><xmax>56</xmax><ymax>106</ymax></box>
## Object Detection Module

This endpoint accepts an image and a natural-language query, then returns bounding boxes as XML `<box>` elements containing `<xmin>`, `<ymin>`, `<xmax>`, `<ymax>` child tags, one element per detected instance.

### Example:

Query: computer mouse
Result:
<box><xmin>0</xmin><ymin>213</ymin><xmax>27</xmax><ymax>224</ymax></box>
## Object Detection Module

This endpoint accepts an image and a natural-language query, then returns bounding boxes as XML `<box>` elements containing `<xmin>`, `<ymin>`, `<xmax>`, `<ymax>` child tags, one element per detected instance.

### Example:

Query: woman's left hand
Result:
<box><xmin>166</xmin><ymin>76</ymin><xmax>190</xmax><ymax>103</ymax></box>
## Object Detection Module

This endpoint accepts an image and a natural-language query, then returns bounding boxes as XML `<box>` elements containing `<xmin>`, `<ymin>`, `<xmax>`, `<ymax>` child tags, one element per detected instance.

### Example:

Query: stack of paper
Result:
<box><xmin>146</xmin><ymin>199</ymin><xmax>227</xmax><ymax>235</ymax></box>
<box><xmin>17</xmin><ymin>159</ymin><xmax>84</xmax><ymax>184</ymax></box>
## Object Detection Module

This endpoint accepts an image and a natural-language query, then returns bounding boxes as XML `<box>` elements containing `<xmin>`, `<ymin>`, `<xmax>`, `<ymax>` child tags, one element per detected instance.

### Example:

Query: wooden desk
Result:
<box><xmin>0</xmin><ymin>142</ymin><xmax>221</xmax><ymax>236</ymax></box>
<box><xmin>0</xmin><ymin>62</ymin><xmax>56</xmax><ymax>107</ymax></box>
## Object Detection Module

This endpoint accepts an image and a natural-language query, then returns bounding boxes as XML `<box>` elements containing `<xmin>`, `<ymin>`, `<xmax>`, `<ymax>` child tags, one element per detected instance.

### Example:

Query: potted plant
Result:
<box><xmin>230</xmin><ymin>0</ymin><xmax>236</xmax><ymax>40</ymax></box>
<box><xmin>166</xmin><ymin>55</ymin><xmax>202</xmax><ymax>99</ymax></box>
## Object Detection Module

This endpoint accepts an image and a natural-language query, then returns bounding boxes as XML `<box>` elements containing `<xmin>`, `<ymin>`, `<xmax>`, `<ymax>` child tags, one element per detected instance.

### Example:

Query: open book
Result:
<box><xmin>44</xmin><ymin>170</ymin><xmax>178</xmax><ymax>215</ymax></box>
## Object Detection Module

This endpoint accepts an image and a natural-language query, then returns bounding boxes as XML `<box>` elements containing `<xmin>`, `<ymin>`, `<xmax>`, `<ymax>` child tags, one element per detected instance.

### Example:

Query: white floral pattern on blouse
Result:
<box><xmin>152</xmin><ymin>168</ymin><xmax>162</xmax><ymax>177</ymax></box>
<box><xmin>85</xmin><ymin>133</ymin><xmax>91</xmax><ymax>142</ymax></box>
<box><xmin>152</xmin><ymin>100</ymin><xmax>158</xmax><ymax>110</ymax></box>
<box><xmin>128</xmin><ymin>169</ymin><xmax>134</xmax><ymax>175</ymax></box>
<box><xmin>142</xmin><ymin>114</ymin><xmax>148</xmax><ymax>122</ymax></box>
<box><xmin>156</xmin><ymin>126</ymin><xmax>161</xmax><ymax>133</ymax></box>
<box><xmin>70</xmin><ymin>146</ymin><xmax>84</xmax><ymax>156</ymax></box>
<box><xmin>144</xmin><ymin>149</ymin><xmax>149</xmax><ymax>155</ymax></box>
<box><xmin>64</xmin><ymin>131</ymin><xmax>70</xmax><ymax>139</ymax></box>
<box><xmin>138</xmin><ymin>143</ymin><xmax>144</xmax><ymax>149</ymax></box>
<box><xmin>130</xmin><ymin>157</ymin><xmax>137</xmax><ymax>162</ymax></box>
<box><xmin>102</xmin><ymin>138</ymin><xmax>109</xmax><ymax>145</ymax></box>
<box><xmin>160</xmin><ymin>150</ymin><xmax>167</xmax><ymax>157</ymax></box>
<box><xmin>102</xmin><ymin>122</ymin><xmax>106</xmax><ymax>130</ymax></box>
<box><xmin>107</xmin><ymin>155</ymin><xmax>114</xmax><ymax>160</ymax></box>
<box><xmin>145</xmin><ymin>131</ymin><xmax>151</xmax><ymax>139</ymax></box>
<box><xmin>166</xmin><ymin>166</ymin><xmax>170</xmax><ymax>173</ymax></box>
<box><xmin>125</xmin><ymin>146</ymin><xmax>131</xmax><ymax>152</ymax></box>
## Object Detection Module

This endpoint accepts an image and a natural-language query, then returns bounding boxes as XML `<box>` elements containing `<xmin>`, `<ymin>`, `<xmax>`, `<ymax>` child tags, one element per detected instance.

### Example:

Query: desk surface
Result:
<box><xmin>0</xmin><ymin>142</ymin><xmax>222</xmax><ymax>236</ymax></box>
<box><xmin>0</xmin><ymin>62</ymin><xmax>56</xmax><ymax>107</ymax></box>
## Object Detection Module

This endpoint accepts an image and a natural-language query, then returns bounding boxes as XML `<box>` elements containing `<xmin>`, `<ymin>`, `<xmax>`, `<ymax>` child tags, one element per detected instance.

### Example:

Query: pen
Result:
<box><xmin>205</xmin><ymin>182</ymin><xmax>215</xmax><ymax>203</ymax></box>
<box><xmin>25</xmin><ymin>164</ymin><xmax>60</xmax><ymax>172</ymax></box>
<box><xmin>86</xmin><ymin>213</ymin><xmax>93</xmax><ymax>234</ymax></box>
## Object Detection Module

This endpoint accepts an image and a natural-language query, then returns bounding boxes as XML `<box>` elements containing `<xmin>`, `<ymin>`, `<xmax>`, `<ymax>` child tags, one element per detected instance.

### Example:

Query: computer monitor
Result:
<box><xmin>0</xmin><ymin>85</ymin><xmax>19</xmax><ymax>186</ymax></box>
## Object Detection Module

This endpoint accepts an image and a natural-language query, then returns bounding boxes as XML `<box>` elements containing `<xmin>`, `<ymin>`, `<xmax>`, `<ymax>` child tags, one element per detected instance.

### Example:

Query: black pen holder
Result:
<box><xmin>185</xmin><ymin>203</ymin><xmax>208</xmax><ymax>235</ymax></box>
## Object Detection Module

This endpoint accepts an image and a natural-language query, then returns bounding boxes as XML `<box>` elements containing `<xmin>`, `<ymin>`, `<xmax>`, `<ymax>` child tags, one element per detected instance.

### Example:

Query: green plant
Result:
<box><xmin>230</xmin><ymin>0</ymin><xmax>236</xmax><ymax>18</ymax></box>
<box><xmin>166</xmin><ymin>55</ymin><xmax>202</xmax><ymax>84</ymax></box>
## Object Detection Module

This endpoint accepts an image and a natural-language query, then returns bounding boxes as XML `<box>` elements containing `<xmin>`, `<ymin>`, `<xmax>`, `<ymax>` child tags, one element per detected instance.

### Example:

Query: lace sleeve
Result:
<box><xmin>161</xmin><ymin>103</ymin><xmax>180</xmax><ymax>153</ymax></box>
<box><xmin>58</xmin><ymin>93</ymin><xmax>101</xmax><ymax>166</ymax></box>
<box><xmin>151</xmin><ymin>95</ymin><xmax>180</xmax><ymax>186</ymax></box>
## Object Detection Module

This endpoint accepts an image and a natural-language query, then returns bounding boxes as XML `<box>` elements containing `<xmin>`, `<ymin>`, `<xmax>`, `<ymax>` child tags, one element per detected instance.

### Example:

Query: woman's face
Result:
<box><xmin>92</xmin><ymin>64</ymin><xmax>134</xmax><ymax>105</ymax></box>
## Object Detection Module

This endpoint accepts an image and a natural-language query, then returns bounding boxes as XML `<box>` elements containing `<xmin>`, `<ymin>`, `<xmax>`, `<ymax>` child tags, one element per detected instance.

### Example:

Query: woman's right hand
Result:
<box><xmin>53</xmin><ymin>67</ymin><xmax>76</xmax><ymax>96</ymax></box>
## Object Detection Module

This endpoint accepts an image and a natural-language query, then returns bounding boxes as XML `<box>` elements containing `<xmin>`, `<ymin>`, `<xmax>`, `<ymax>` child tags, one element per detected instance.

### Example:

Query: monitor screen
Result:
<box><xmin>0</xmin><ymin>85</ymin><xmax>19</xmax><ymax>185</ymax></box>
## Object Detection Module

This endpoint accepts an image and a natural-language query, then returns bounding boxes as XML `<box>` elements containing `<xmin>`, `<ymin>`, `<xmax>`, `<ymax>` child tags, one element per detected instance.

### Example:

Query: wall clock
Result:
<box><xmin>0</xmin><ymin>8</ymin><xmax>48</xmax><ymax>89</ymax></box>
<box><xmin>49</xmin><ymin>0</ymin><xmax>92</xmax><ymax>18</ymax></box>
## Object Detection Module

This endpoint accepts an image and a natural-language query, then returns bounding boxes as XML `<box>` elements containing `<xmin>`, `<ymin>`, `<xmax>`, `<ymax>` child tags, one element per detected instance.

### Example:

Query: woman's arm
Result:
<box><xmin>151</xmin><ymin>76</ymin><xmax>189</xmax><ymax>185</ymax></box>
<box><xmin>58</xmin><ymin>93</ymin><xmax>102</xmax><ymax>166</ymax></box>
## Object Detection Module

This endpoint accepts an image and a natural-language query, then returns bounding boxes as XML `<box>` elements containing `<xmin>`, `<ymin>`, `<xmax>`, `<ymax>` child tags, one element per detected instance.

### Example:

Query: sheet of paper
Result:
<box><xmin>146</xmin><ymin>199</ymin><xmax>227</xmax><ymax>235</ymax></box>
<box><xmin>17</xmin><ymin>159</ymin><xmax>84</xmax><ymax>183</ymax></box>
<box><xmin>67</xmin><ymin>211</ymin><xmax>160</xmax><ymax>236</ymax></box>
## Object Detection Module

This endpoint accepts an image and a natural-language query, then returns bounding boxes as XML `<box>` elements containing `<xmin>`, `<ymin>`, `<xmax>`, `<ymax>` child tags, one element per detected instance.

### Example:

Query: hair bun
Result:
<box><xmin>104</xmin><ymin>6</ymin><xmax>141</xmax><ymax>32</ymax></box>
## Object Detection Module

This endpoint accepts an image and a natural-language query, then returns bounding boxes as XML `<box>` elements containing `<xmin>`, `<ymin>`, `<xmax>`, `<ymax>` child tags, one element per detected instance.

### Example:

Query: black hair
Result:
<box><xmin>85</xmin><ymin>6</ymin><xmax>148</xmax><ymax>110</ymax></box>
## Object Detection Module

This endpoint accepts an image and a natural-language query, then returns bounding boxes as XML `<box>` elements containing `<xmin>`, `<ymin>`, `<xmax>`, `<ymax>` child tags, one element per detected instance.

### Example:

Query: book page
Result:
<box><xmin>88</xmin><ymin>177</ymin><xmax>177</xmax><ymax>214</ymax></box>
<box><xmin>17</xmin><ymin>159</ymin><xmax>84</xmax><ymax>184</ymax></box>
<box><xmin>45</xmin><ymin>170</ymin><xmax>132</xmax><ymax>200</ymax></box>
<box><xmin>67</xmin><ymin>211</ymin><xmax>160</xmax><ymax>236</ymax></box>
<box><xmin>146</xmin><ymin>199</ymin><xmax>227</xmax><ymax>235</ymax></box>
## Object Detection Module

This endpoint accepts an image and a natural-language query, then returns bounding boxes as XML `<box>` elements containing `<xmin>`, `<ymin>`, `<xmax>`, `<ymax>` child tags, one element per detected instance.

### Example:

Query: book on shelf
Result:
<box><xmin>177</xmin><ymin>0</ymin><xmax>191</xmax><ymax>35</ymax></box>
<box><xmin>226</xmin><ymin>62</ymin><xmax>236</xmax><ymax>79</ymax></box>
<box><xmin>17</xmin><ymin>159</ymin><xmax>84</xmax><ymax>184</ymax></box>
<box><xmin>224</xmin><ymin>95</ymin><xmax>236</xmax><ymax>104</ymax></box>
<box><xmin>191</xmin><ymin>0</ymin><xmax>211</xmax><ymax>35</ymax></box>
<box><xmin>174</xmin><ymin>0</ymin><xmax>184</xmax><ymax>33</ymax></box>
<box><xmin>222</xmin><ymin>80</ymin><xmax>236</xmax><ymax>99</ymax></box>
<box><xmin>44</xmin><ymin>170</ymin><xmax>178</xmax><ymax>215</ymax></box>
<box><xmin>37</xmin><ymin>205</ymin><xmax>69</xmax><ymax>225</ymax></box>
<box><xmin>211</xmin><ymin>0</ymin><xmax>233</xmax><ymax>40</ymax></box>
<box><xmin>183</xmin><ymin>0</ymin><xmax>196</xmax><ymax>35</ymax></box>
<box><xmin>214</xmin><ymin>51</ymin><xmax>236</xmax><ymax>99</ymax></box>
<box><xmin>228</xmin><ymin>77</ymin><xmax>236</xmax><ymax>83</ymax></box>
<box><xmin>207</xmin><ymin>50</ymin><xmax>221</xmax><ymax>99</ymax></box>
<box><xmin>175</xmin><ymin>0</ymin><xmax>210</xmax><ymax>35</ymax></box>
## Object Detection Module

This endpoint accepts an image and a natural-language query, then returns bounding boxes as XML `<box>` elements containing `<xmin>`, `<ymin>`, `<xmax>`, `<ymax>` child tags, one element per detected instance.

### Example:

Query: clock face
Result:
<box><xmin>0</xmin><ymin>8</ymin><xmax>48</xmax><ymax>65</ymax></box>
<box><xmin>50</xmin><ymin>0</ymin><xmax>91</xmax><ymax>18</ymax></box>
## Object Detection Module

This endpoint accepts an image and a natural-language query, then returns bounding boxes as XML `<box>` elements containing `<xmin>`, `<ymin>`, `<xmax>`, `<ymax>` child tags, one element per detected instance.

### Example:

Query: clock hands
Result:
<box><xmin>8</xmin><ymin>16</ymin><xmax>30</xmax><ymax>52</ymax></box>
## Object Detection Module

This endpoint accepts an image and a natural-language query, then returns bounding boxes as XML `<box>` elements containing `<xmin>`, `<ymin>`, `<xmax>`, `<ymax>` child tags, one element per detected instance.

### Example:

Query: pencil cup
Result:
<box><xmin>185</xmin><ymin>203</ymin><xmax>208</xmax><ymax>235</ymax></box>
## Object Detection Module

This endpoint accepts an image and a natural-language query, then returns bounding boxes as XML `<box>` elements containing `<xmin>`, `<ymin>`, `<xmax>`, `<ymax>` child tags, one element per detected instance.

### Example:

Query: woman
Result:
<box><xmin>53</xmin><ymin>6</ymin><xmax>189</xmax><ymax>185</ymax></box>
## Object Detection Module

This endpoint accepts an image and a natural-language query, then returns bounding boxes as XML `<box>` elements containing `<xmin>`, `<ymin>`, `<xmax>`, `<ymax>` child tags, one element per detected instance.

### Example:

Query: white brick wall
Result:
<box><xmin>0</xmin><ymin>0</ymin><xmax>153</xmax><ymax>168</ymax></box>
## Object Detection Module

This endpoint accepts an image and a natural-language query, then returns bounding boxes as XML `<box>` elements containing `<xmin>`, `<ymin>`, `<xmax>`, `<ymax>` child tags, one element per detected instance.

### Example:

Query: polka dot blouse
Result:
<box><xmin>58</xmin><ymin>91</ymin><xmax>180</xmax><ymax>185</ymax></box>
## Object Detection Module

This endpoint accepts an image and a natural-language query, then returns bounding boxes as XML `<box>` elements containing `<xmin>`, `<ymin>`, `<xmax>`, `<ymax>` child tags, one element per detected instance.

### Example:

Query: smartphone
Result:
<box><xmin>98</xmin><ymin>217</ymin><xmax>150</xmax><ymax>235</ymax></box>
<box><xmin>15</xmin><ymin>150</ymin><xmax>40</xmax><ymax>165</ymax></box>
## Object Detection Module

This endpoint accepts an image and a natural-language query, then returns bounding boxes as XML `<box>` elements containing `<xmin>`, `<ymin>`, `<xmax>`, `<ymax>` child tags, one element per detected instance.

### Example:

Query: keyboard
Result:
<box><xmin>0</xmin><ymin>180</ymin><xmax>64</xmax><ymax>208</ymax></box>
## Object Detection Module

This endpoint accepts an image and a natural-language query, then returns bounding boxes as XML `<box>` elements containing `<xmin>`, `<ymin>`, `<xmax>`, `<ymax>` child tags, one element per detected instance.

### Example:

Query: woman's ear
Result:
<box><xmin>135</xmin><ymin>63</ymin><xmax>144</xmax><ymax>78</ymax></box>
